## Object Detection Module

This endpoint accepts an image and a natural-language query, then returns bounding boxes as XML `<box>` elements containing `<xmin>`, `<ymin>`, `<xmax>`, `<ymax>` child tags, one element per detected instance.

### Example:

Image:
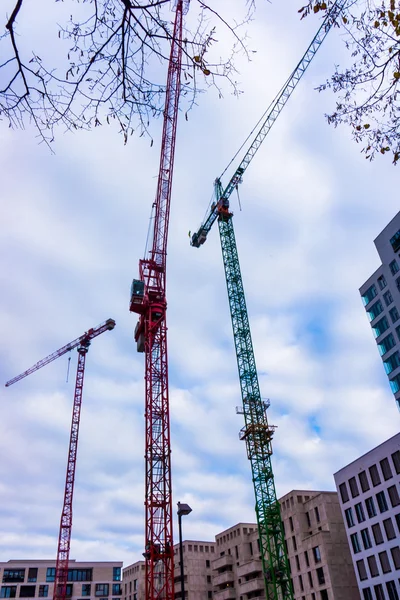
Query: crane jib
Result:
<box><xmin>190</xmin><ymin>0</ymin><xmax>348</xmax><ymax>248</ymax></box>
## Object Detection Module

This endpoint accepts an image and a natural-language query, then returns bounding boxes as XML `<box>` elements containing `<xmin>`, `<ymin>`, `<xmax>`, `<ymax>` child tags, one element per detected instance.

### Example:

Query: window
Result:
<box><xmin>369</xmin><ymin>464</ymin><xmax>381</xmax><ymax>486</ymax></box>
<box><xmin>320</xmin><ymin>591</ymin><xmax>328</xmax><ymax>600</ymax></box>
<box><xmin>46</xmin><ymin>569</ymin><xmax>56</xmax><ymax>583</ymax></box>
<box><xmin>68</xmin><ymin>570</ymin><xmax>92</xmax><ymax>582</ymax></box>
<box><xmin>314</xmin><ymin>506</ymin><xmax>320</xmax><ymax>523</ymax></box>
<box><xmin>295</xmin><ymin>555</ymin><xmax>300</xmax><ymax>571</ymax></box>
<box><xmin>304</xmin><ymin>551</ymin><xmax>310</xmax><ymax>567</ymax></box>
<box><xmin>206</xmin><ymin>560</ymin><xmax>210</xmax><ymax>568</ymax></box>
<box><xmin>378</xmin><ymin>275</ymin><xmax>387</xmax><ymax>290</ymax></box>
<box><xmin>368</xmin><ymin>300</ymin><xmax>384</xmax><ymax>321</ymax></box>
<box><xmin>361</xmin><ymin>528</ymin><xmax>372</xmax><ymax>550</ymax></box>
<box><xmin>38</xmin><ymin>587</ymin><xmax>48</xmax><ymax>598</ymax></box>
<box><xmin>362</xmin><ymin>589</ymin><xmax>373</xmax><ymax>600</ymax></box>
<box><xmin>82</xmin><ymin>585</ymin><xmax>91</xmax><ymax>596</ymax></box>
<box><xmin>349</xmin><ymin>476</ymin><xmax>360</xmax><ymax>498</ymax></box>
<box><xmin>384</xmin><ymin>290</ymin><xmax>393</xmax><ymax>305</ymax></box>
<box><xmin>312</xmin><ymin>546</ymin><xmax>321</xmax><ymax>563</ymax></box>
<box><xmin>350</xmin><ymin>532</ymin><xmax>361</xmax><ymax>553</ymax></box>
<box><xmin>308</xmin><ymin>572</ymin><xmax>313</xmax><ymax>588</ymax></box>
<box><xmin>339</xmin><ymin>482</ymin><xmax>349</xmax><ymax>503</ymax></box>
<box><xmin>386</xmin><ymin>581</ymin><xmax>400</xmax><ymax>600</ymax></box>
<box><xmin>292</xmin><ymin>536</ymin><xmax>297</xmax><ymax>551</ymax></box>
<box><xmin>366</xmin><ymin>496</ymin><xmax>377</xmax><ymax>518</ymax></box>
<box><xmin>355</xmin><ymin>502</ymin><xmax>366</xmax><ymax>523</ymax></box>
<box><xmin>390</xmin><ymin>306</ymin><xmax>400</xmax><ymax>323</ymax></box>
<box><xmin>367</xmin><ymin>555</ymin><xmax>379</xmax><ymax>577</ymax></box>
<box><xmin>383</xmin><ymin>518</ymin><xmax>396</xmax><ymax>540</ymax></box>
<box><xmin>392</xmin><ymin>451</ymin><xmax>400</xmax><ymax>474</ymax></box>
<box><xmin>65</xmin><ymin>585</ymin><xmax>73</xmax><ymax>597</ymax></box>
<box><xmin>379</xmin><ymin>333</ymin><xmax>396</xmax><ymax>355</ymax></box>
<box><xmin>113</xmin><ymin>568</ymin><xmax>121</xmax><ymax>582</ymax></box>
<box><xmin>289</xmin><ymin>516</ymin><xmax>294</xmax><ymax>531</ymax></box>
<box><xmin>397</xmin><ymin>325</ymin><xmax>400</xmax><ymax>342</ymax></box>
<box><xmin>316</xmin><ymin>567</ymin><xmax>325</xmax><ymax>585</ymax></box>
<box><xmin>19</xmin><ymin>587</ymin><xmax>35</xmax><ymax>598</ymax></box>
<box><xmin>390</xmin><ymin>546</ymin><xmax>400</xmax><ymax>569</ymax></box>
<box><xmin>390</xmin><ymin>229</ymin><xmax>400</xmax><ymax>253</ymax></box>
<box><xmin>306</xmin><ymin>512</ymin><xmax>311</xmax><ymax>528</ymax></box>
<box><xmin>377</xmin><ymin>490</ymin><xmax>389</xmax><ymax>512</ymax></box>
<box><xmin>362</xmin><ymin>284</ymin><xmax>378</xmax><ymax>306</ymax></box>
<box><xmin>374</xmin><ymin>584</ymin><xmax>385</xmax><ymax>600</ymax></box>
<box><xmin>390</xmin><ymin>260</ymin><xmax>399</xmax><ymax>275</ymax></box>
<box><xmin>380</xmin><ymin>457</ymin><xmax>393</xmax><ymax>480</ymax></box>
<box><xmin>208</xmin><ymin>593</ymin><xmax>212</xmax><ymax>599</ymax></box>
<box><xmin>359</xmin><ymin>471</ymin><xmax>370</xmax><ymax>492</ymax></box>
<box><xmin>0</xmin><ymin>589</ymin><xmax>17</xmax><ymax>599</ymax></box>
<box><xmin>384</xmin><ymin>351</ymin><xmax>400</xmax><ymax>374</ymax></box>
<box><xmin>396</xmin><ymin>513</ymin><xmax>400</xmax><ymax>533</ymax></box>
<box><xmin>95</xmin><ymin>585</ymin><xmax>109</xmax><ymax>597</ymax></box>
<box><xmin>2</xmin><ymin>572</ymin><xmax>25</xmax><ymax>584</ymax></box>
<box><xmin>112</xmin><ymin>585</ymin><xmax>122</xmax><ymax>596</ymax></box>
<box><xmin>345</xmin><ymin>507</ymin><xmax>355</xmax><ymax>528</ymax></box>
<box><xmin>373</xmin><ymin>316</ymin><xmax>390</xmax><ymax>337</ymax></box>
<box><xmin>372</xmin><ymin>522</ymin><xmax>384</xmax><ymax>544</ymax></box>
<box><xmin>388</xmin><ymin>485</ymin><xmax>400</xmax><ymax>507</ymax></box>
<box><xmin>357</xmin><ymin>560</ymin><xmax>368</xmax><ymax>581</ymax></box>
<box><xmin>298</xmin><ymin>574</ymin><xmax>304</xmax><ymax>592</ymax></box>
<box><xmin>378</xmin><ymin>550</ymin><xmax>392</xmax><ymax>573</ymax></box>
<box><xmin>206</xmin><ymin>576</ymin><xmax>211</xmax><ymax>584</ymax></box>
<box><xmin>27</xmin><ymin>571</ymin><xmax>37</xmax><ymax>584</ymax></box>
<box><xmin>390</xmin><ymin>373</ymin><xmax>400</xmax><ymax>393</ymax></box>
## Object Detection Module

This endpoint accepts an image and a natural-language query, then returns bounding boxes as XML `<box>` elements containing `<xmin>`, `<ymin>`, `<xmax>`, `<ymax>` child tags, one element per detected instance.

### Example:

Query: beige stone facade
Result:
<box><xmin>0</xmin><ymin>559</ymin><xmax>123</xmax><ymax>600</ymax></box>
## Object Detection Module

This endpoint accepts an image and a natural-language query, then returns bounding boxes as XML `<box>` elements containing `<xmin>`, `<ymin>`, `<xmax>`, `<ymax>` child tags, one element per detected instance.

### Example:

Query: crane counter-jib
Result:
<box><xmin>190</xmin><ymin>0</ymin><xmax>348</xmax><ymax>249</ymax></box>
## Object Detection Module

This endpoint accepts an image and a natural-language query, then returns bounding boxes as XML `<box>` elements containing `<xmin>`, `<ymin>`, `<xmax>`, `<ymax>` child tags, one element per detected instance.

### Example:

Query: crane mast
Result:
<box><xmin>5</xmin><ymin>319</ymin><xmax>116</xmax><ymax>600</ymax></box>
<box><xmin>190</xmin><ymin>3</ymin><xmax>347</xmax><ymax>599</ymax></box>
<box><xmin>129</xmin><ymin>3</ymin><xmax>186</xmax><ymax>600</ymax></box>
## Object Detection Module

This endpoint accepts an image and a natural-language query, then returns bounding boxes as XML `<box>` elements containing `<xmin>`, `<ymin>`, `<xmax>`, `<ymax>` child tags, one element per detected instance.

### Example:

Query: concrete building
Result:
<box><xmin>334</xmin><ymin>433</ymin><xmax>400</xmax><ymax>600</ymax></box>
<box><xmin>280</xmin><ymin>490</ymin><xmax>359</xmax><ymax>600</ymax></box>
<box><xmin>0</xmin><ymin>559</ymin><xmax>123</xmax><ymax>600</ymax></box>
<box><xmin>359</xmin><ymin>211</ymin><xmax>400</xmax><ymax>410</ymax></box>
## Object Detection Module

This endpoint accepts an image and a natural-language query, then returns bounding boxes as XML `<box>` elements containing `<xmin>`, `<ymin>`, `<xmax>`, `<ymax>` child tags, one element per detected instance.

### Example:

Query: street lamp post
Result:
<box><xmin>177</xmin><ymin>502</ymin><xmax>192</xmax><ymax>600</ymax></box>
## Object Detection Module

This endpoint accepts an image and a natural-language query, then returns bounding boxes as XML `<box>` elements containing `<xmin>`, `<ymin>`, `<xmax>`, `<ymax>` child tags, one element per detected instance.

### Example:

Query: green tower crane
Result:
<box><xmin>191</xmin><ymin>3</ymin><xmax>347</xmax><ymax>599</ymax></box>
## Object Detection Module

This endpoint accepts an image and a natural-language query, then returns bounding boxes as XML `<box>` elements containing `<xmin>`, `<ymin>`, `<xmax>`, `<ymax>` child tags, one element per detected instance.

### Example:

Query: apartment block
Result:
<box><xmin>359</xmin><ymin>211</ymin><xmax>400</xmax><ymax>409</ymax></box>
<box><xmin>0</xmin><ymin>560</ymin><xmax>123</xmax><ymax>600</ymax></box>
<box><xmin>334</xmin><ymin>433</ymin><xmax>400</xmax><ymax>600</ymax></box>
<box><xmin>280</xmin><ymin>490</ymin><xmax>359</xmax><ymax>600</ymax></box>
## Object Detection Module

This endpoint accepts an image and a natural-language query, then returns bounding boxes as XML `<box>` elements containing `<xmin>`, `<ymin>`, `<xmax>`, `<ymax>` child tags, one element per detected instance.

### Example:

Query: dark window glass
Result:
<box><xmin>95</xmin><ymin>585</ymin><xmax>109</xmax><ymax>597</ymax></box>
<box><xmin>316</xmin><ymin>567</ymin><xmax>325</xmax><ymax>585</ymax></box>
<box><xmin>368</xmin><ymin>300</ymin><xmax>384</xmax><ymax>321</ymax></box>
<box><xmin>362</xmin><ymin>589</ymin><xmax>373</xmax><ymax>600</ymax></box>
<box><xmin>369</xmin><ymin>464</ymin><xmax>381</xmax><ymax>486</ymax></box>
<box><xmin>355</xmin><ymin>502</ymin><xmax>365</xmax><ymax>523</ymax></box>
<box><xmin>372</xmin><ymin>522</ymin><xmax>384</xmax><ymax>545</ymax></box>
<box><xmin>349</xmin><ymin>477</ymin><xmax>360</xmax><ymax>498</ymax></box>
<box><xmin>19</xmin><ymin>587</ymin><xmax>35</xmax><ymax>598</ymax></box>
<box><xmin>314</xmin><ymin>507</ymin><xmax>320</xmax><ymax>523</ymax></box>
<box><xmin>390</xmin><ymin>306</ymin><xmax>400</xmax><ymax>323</ymax></box>
<box><xmin>2</xmin><ymin>572</ymin><xmax>25</xmax><ymax>584</ymax></box>
<box><xmin>384</xmin><ymin>351</ymin><xmax>400</xmax><ymax>374</ymax></box>
<box><xmin>396</xmin><ymin>513</ymin><xmax>400</xmax><ymax>533</ymax></box>
<box><xmin>388</xmin><ymin>485</ymin><xmax>400</xmax><ymax>507</ymax></box>
<box><xmin>367</xmin><ymin>555</ymin><xmax>379</xmax><ymax>577</ymax></box>
<box><xmin>206</xmin><ymin>560</ymin><xmax>210</xmax><ymax>568</ymax></box>
<box><xmin>38</xmin><ymin>587</ymin><xmax>48</xmax><ymax>598</ymax></box>
<box><xmin>377</xmin><ymin>490</ymin><xmax>389</xmax><ymax>513</ymax></box>
<box><xmin>320</xmin><ymin>590</ymin><xmax>328</xmax><ymax>600</ymax></box>
<box><xmin>380</xmin><ymin>457</ymin><xmax>393</xmax><ymax>480</ymax></box>
<box><xmin>339</xmin><ymin>482</ymin><xmax>349</xmax><ymax>503</ymax></box>
<box><xmin>378</xmin><ymin>275</ymin><xmax>388</xmax><ymax>290</ymax></box>
<box><xmin>292</xmin><ymin>536</ymin><xmax>297</xmax><ymax>551</ymax></box>
<box><xmin>373</xmin><ymin>316</ymin><xmax>390</xmax><ymax>337</ymax></box>
<box><xmin>356</xmin><ymin>560</ymin><xmax>368</xmax><ymax>581</ymax></box>
<box><xmin>82</xmin><ymin>585</ymin><xmax>91</xmax><ymax>597</ymax></box>
<box><xmin>359</xmin><ymin>471</ymin><xmax>370</xmax><ymax>492</ymax></box>
<box><xmin>46</xmin><ymin>570</ymin><xmax>56</xmax><ymax>583</ymax></box>
<box><xmin>112</xmin><ymin>585</ymin><xmax>121</xmax><ymax>596</ymax></box>
<box><xmin>392</xmin><ymin>451</ymin><xmax>400</xmax><ymax>474</ymax></box>
<box><xmin>366</xmin><ymin>497</ymin><xmax>377</xmax><ymax>518</ymax></box>
<box><xmin>383</xmin><ymin>518</ymin><xmax>396</xmax><ymax>540</ymax></box>
<box><xmin>304</xmin><ymin>551</ymin><xmax>310</xmax><ymax>567</ymax></box>
<box><xmin>361</xmin><ymin>528</ymin><xmax>372</xmax><ymax>550</ymax></box>
<box><xmin>308</xmin><ymin>572</ymin><xmax>313</xmax><ymax>588</ymax></box>
<box><xmin>374</xmin><ymin>584</ymin><xmax>385</xmax><ymax>600</ymax></box>
<box><xmin>351</xmin><ymin>533</ymin><xmax>361</xmax><ymax>554</ymax></box>
<box><xmin>298</xmin><ymin>574</ymin><xmax>303</xmax><ymax>592</ymax></box>
<box><xmin>312</xmin><ymin>546</ymin><xmax>321</xmax><ymax>563</ymax></box>
<box><xmin>27</xmin><ymin>571</ymin><xmax>37</xmax><ymax>584</ymax></box>
<box><xmin>390</xmin><ymin>230</ymin><xmax>400</xmax><ymax>253</ymax></box>
<box><xmin>386</xmin><ymin>581</ymin><xmax>400</xmax><ymax>600</ymax></box>
<box><xmin>0</xmin><ymin>589</ymin><xmax>17</xmax><ymax>598</ymax></box>
<box><xmin>345</xmin><ymin>508</ymin><xmax>355</xmax><ymax>528</ymax></box>
<box><xmin>379</xmin><ymin>333</ymin><xmax>396</xmax><ymax>355</ymax></box>
<box><xmin>390</xmin><ymin>546</ymin><xmax>400</xmax><ymax>569</ymax></box>
<box><xmin>68</xmin><ymin>570</ymin><xmax>92</xmax><ymax>582</ymax></box>
<box><xmin>384</xmin><ymin>290</ymin><xmax>393</xmax><ymax>305</ymax></box>
<box><xmin>378</xmin><ymin>551</ymin><xmax>391</xmax><ymax>573</ymax></box>
<box><xmin>289</xmin><ymin>516</ymin><xmax>294</xmax><ymax>531</ymax></box>
<box><xmin>362</xmin><ymin>285</ymin><xmax>378</xmax><ymax>306</ymax></box>
<box><xmin>390</xmin><ymin>260</ymin><xmax>400</xmax><ymax>275</ymax></box>
<box><xmin>113</xmin><ymin>569</ymin><xmax>121</xmax><ymax>583</ymax></box>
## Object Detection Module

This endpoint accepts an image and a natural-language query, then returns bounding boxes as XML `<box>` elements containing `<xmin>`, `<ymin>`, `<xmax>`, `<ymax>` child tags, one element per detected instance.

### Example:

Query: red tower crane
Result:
<box><xmin>5</xmin><ymin>318</ymin><xmax>116</xmax><ymax>600</ymax></box>
<box><xmin>129</xmin><ymin>2</ymin><xmax>187</xmax><ymax>599</ymax></box>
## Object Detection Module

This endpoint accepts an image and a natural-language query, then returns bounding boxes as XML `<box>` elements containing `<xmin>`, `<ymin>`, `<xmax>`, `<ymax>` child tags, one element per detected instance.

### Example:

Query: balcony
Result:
<box><xmin>238</xmin><ymin>577</ymin><xmax>265</xmax><ymax>595</ymax></box>
<box><xmin>213</xmin><ymin>571</ymin><xmax>234</xmax><ymax>587</ymax></box>
<box><xmin>237</xmin><ymin>560</ymin><xmax>263</xmax><ymax>579</ymax></box>
<box><xmin>212</xmin><ymin>555</ymin><xmax>234</xmax><ymax>572</ymax></box>
<box><xmin>214</xmin><ymin>587</ymin><xmax>236</xmax><ymax>600</ymax></box>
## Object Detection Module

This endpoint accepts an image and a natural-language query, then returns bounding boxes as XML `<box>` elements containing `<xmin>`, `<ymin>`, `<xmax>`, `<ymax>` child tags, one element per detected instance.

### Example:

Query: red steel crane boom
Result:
<box><xmin>5</xmin><ymin>318</ymin><xmax>116</xmax><ymax>600</ymax></box>
<box><xmin>129</xmin><ymin>2</ymin><xmax>187</xmax><ymax>599</ymax></box>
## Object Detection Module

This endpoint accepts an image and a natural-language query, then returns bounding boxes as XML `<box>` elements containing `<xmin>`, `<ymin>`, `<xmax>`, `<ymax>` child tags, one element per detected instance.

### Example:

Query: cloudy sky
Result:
<box><xmin>1</xmin><ymin>0</ymin><xmax>399</xmax><ymax>567</ymax></box>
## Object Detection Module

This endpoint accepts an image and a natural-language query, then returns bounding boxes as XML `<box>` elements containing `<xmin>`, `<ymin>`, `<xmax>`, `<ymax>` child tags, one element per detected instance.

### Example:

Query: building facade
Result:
<box><xmin>280</xmin><ymin>490</ymin><xmax>359</xmax><ymax>600</ymax></box>
<box><xmin>0</xmin><ymin>560</ymin><xmax>123</xmax><ymax>600</ymax></box>
<box><xmin>359</xmin><ymin>211</ymin><xmax>400</xmax><ymax>410</ymax></box>
<box><xmin>334</xmin><ymin>433</ymin><xmax>400</xmax><ymax>600</ymax></box>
